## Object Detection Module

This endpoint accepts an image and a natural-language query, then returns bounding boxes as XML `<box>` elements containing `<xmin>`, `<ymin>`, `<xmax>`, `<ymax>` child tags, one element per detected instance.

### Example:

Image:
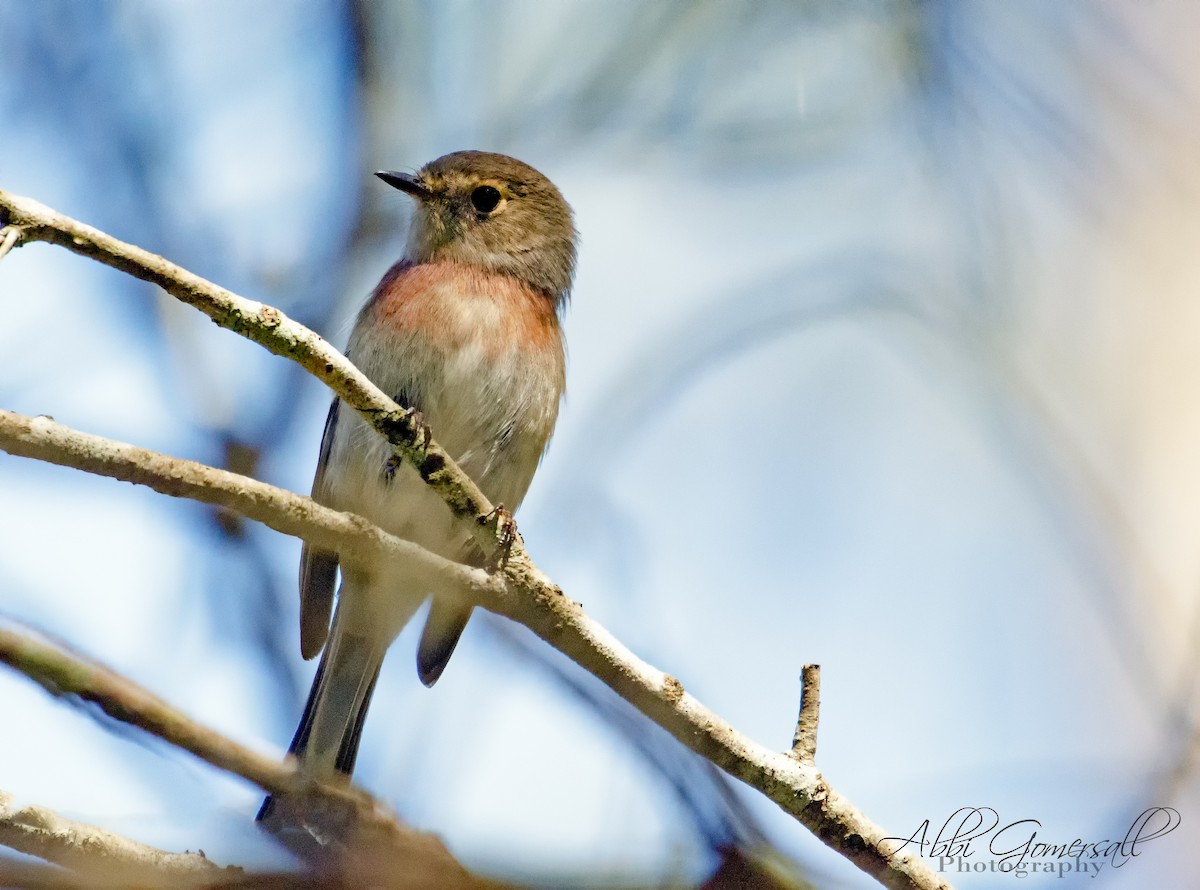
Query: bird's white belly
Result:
<box><xmin>326</xmin><ymin>319</ymin><xmax>560</xmax><ymax>563</ymax></box>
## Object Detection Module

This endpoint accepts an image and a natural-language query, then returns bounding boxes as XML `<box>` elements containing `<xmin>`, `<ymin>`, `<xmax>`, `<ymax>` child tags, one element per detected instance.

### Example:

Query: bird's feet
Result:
<box><xmin>480</xmin><ymin>504</ymin><xmax>517</xmax><ymax>571</ymax></box>
<box><xmin>383</xmin><ymin>453</ymin><xmax>401</xmax><ymax>482</ymax></box>
<box><xmin>382</xmin><ymin>407</ymin><xmax>431</xmax><ymax>482</ymax></box>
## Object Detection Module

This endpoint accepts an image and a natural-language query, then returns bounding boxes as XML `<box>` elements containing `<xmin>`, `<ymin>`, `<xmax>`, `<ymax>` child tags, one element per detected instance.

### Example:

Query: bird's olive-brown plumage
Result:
<box><xmin>259</xmin><ymin>152</ymin><xmax>576</xmax><ymax>835</ymax></box>
<box><xmin>405</xmin><ymin>151</ymin><xmax>576</xmax><ymax>305</ymax></box>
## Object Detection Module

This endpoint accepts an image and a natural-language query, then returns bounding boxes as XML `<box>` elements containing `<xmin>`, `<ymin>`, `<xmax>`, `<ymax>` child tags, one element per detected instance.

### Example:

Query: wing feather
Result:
<box><xmin>299</xmin><ymin>400</ymin><xmax>341</xmax><ymax>659</ymax></box>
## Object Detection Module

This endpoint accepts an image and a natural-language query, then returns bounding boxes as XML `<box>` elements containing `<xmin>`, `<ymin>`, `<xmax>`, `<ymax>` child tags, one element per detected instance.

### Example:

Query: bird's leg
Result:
<box><xmin>383</xmin><ymin>453</ymin><xmax>402</xmax><ymax>482</ymax></box>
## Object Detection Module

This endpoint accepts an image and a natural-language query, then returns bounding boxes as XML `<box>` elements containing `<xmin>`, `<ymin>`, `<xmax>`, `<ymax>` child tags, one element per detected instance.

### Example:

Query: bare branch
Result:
<box><xmin>0</xmin><ymin>624</ymin><xmax>308</xmax><ymax>798</ymax></box>
<box><xmin>790</xmin><ymin>664</ymin><xmax>821</xmax><ymax>763</ymax></box>
<box><xmin>0</xmin><ymin>189</ymin><xmax>501</xmax><ymax>559</ymax></box>
<box><xmin>0</xmin><ymin>410</ymin><xmax>496</xmax><ymax>606</ymax></box>
<box><xmin>0</xmin><ymin>414</ymin><xmax>948</xmax><ymax>890</ymax></box>
<box><xmin>0</xmin><ymin>191</ymin><xmax>955</xmax><ymax>890</ymax></box>
<box><xmin>0</xmin><ymin>631</ymin><xmax>496</xmax><ymax>890</ymax></box>
<box><xmin>0</xmin><ymin>790</ymin><xmax>226</xmax><ymax>880</ymax></box>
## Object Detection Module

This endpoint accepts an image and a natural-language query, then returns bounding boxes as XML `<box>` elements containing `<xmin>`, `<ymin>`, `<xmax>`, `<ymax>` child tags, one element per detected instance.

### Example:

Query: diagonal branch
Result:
<box><xmin>0</xmin><ymin>789</ymin><xmax>226</xmax><ymax>881</ymax></box>
<box><xmin>0</xmin><ymin>622</ymin><xmax>398</xmax><ymax>846</ymax></box>
<box><xmin>0</xmin><ymin>630</ymin><xmax>490</xmax><ymax>890</ymax></box>
<box><xmin>0</xmin><ymin>189</ymin><xmax>502</xmax><ymax>561</ymax></box>
<box><xmin>0</xmin><ymin>411</ymin><xmax>497</xmax><ymax>605</ymax></box>
<box><xmin>0</xmin><ymin>190</ymin><xmax>953</xmax><ymax>890</ymax></box>
<box><xmin>0</xmin><ymin>415</ymin><xmax>947</xmax><ymax>890</ymax></box>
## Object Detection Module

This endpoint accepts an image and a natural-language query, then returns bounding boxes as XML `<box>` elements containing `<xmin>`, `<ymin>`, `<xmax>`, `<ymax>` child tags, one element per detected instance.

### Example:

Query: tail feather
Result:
<box><xmin>257</xmin><ymin>626</ymin><xmax>382</xmax><ymax>825</ymax></box>
<box><xmin>303</xmin><ymin>629</ymin><xmax>380</xmax><ymax>770</ymax></box>
<box><xmin>258</xmin><ymin>583</ymin><xmax>462</xmax><ymax>839</ymax></box>
<box><xmin>336</xmin><ymin>662</ymin><xmax>381</xmax><ymax>773</ymax></box>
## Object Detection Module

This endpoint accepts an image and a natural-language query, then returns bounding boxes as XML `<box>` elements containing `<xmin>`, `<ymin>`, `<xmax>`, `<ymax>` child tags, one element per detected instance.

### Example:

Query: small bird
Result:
<box><xmin>258</xmin><ymin>151</ymin><xmax>575</xmax><ymax>824</ymax></box>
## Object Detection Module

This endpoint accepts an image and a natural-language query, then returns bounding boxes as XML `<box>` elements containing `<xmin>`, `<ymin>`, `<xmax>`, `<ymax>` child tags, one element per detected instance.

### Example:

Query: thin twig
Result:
<box><xmin>790</xmin><ymin>664</ymin><xmax>821</xmax><ymax>763</ymax></box>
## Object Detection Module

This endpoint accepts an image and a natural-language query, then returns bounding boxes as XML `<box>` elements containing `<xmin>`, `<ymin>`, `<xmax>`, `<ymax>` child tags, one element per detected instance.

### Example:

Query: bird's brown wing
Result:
<box><xmin>299</xmin><ymin>399</ymin><xmax>341</xmax><ymax>660</ymax></box>
<box><xmin>416</xmin><ymin>601</ymin><xmax>471</xmax><ymax>687</ymax></box>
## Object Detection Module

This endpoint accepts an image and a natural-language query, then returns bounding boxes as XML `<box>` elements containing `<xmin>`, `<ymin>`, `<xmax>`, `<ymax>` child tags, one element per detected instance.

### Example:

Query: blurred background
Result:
<box><xmin>1</xmin><ymin>1</ymin><xmax>1198</xmax><ymax>887</ymax></box>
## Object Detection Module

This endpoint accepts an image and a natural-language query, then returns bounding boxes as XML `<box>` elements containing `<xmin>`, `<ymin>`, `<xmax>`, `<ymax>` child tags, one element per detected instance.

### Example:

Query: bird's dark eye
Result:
<box><xmin>470</xmin><ymin>185</ymin><xmax>502</xmax><ymax>214</ymax></box>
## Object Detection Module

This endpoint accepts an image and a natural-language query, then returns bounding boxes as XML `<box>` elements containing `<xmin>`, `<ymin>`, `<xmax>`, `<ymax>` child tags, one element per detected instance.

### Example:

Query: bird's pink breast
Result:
<box><xmin>364</xmin><ymin>260</ymin><xmax>560</xmax><ymax>358</ymax></box>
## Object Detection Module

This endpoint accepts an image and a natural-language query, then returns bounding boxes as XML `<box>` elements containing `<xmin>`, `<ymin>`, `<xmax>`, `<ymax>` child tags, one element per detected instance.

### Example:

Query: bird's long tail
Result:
<box><xmin>256</xmin><ymin>618</ymin><xmax>383</xmax><ymax>825</ymax></box>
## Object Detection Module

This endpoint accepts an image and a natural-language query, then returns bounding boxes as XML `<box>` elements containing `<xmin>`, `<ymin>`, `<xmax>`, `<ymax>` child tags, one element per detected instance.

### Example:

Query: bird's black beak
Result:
<box><xmin>376</xmin><ymin>170</ymin><xmax>431</xmax><ymax>200</ymax></box>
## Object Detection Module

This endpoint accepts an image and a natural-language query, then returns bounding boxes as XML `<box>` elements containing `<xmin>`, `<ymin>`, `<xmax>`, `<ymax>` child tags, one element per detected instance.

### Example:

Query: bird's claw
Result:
<box><xmin>480</xmin><ymin>504</ymin><xmax>517</xmax><ymax>570</ymax></box>
<box><xmin>406</xmin><ymin>407</ymin><xmax>432</xmax><ymax>450</ymax></box>
<box><xmin>383</xmin><ymin>407</ymin><xmax>430</xmax><ymax>481</ymax></box>
<box><xmin>383</xmin><ymin>453</ymin><xmax>402</xmax><ymax>482</ymax></box>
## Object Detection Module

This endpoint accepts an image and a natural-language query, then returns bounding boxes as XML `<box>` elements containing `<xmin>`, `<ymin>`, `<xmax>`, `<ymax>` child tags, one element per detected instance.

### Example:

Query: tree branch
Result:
<box><xmin>0</xmin><ymin>189</ymin><xmax>502</xmax><ymax>561</ymax></box>
<box><xmin>0</xmin><ymin>412</ymin><xmax>946</xmax><ymax>890</ymax></box>
<box><xmin>0</xmin><ymin>789</ymin><xmax>226</xmax><ymax>881</ymax></box>
<box><xmin>0</xmin><ymin>189</ymin><xmax>953</xmax><ymax>890</ymax></box>
<box><xmin>0</xmin><ymin>411</ymin><xmax>496</xmax><ymax>606</ymax></box>
<box><xmin>0</xmin><ymin>631</ymin><xmax>495</xmax><ymax>890</ymax></box>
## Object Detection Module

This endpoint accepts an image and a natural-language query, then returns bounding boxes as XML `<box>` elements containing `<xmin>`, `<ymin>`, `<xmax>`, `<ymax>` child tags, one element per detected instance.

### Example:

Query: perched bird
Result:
<box><xmin>258</xmin><ymin>151</ymin><xmax>575</xmax><ymax>824</ymax></box>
